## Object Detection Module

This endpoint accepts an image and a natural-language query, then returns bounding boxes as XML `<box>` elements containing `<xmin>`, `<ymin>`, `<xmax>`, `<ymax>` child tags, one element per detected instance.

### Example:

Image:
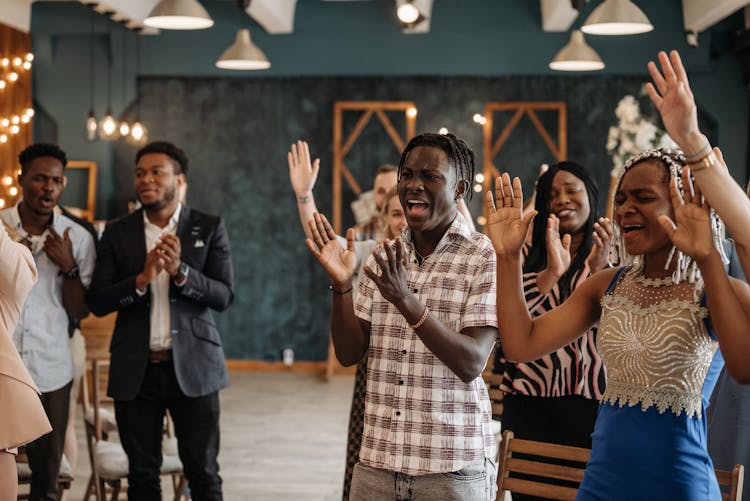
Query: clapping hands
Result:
<box><xmin>306</xmin><ymin>212</ymin><xmax>357</xmax><ymax>287</ymax></box>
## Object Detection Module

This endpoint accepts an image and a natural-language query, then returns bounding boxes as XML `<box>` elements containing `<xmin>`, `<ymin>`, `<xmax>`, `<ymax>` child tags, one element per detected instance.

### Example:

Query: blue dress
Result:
<box><xmin>577</xmin><ymin>267</ymin><xmax>722</xmax><ymax>501</ymax></box>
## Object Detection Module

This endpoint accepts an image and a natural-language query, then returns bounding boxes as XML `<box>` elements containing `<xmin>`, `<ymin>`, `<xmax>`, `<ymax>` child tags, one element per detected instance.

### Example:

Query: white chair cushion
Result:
<box><xmin>85</xmin><ymin>407</ymin><xmax>118</xmax><ymax>433</ymax></box>
<box><xmin>17</xmin><ymin>454</ymin><xmax>72</xmax><ymax>480</ymax></box>
<box><xmin>94</xmin><ymin>440</ymin><xmax>184</xmax><ymax>480</ymax></box>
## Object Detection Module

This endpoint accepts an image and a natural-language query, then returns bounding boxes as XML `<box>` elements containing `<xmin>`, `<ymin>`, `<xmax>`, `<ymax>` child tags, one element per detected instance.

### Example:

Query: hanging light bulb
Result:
<box><xmin>10</xmin><ymin>125</ymin><xmax>20</xmax><ymax>135</ymax></box>
<box><xmin>25</xmin><ymin>53</ymin><xmax>34</xmax><ymax>62</ymax></box>
<box><xmin>1</xmin><ymin>118</ymin><xmax>8</xmax><ymax>127</ymax></box>
<box><xmin>130</xmin><ymin>121</ymin><xmax>147</xmax><ymax>143</ymax></box>
<box><xmin>0</xmin><ymin>135</ymin><xmax>7</xmax><ymax>143</ymax></box>
<box><xmin>24</xmin><ymin>108</ymin><xmax>34</xmax><ymax>118</ymax></box>
<box><xmin>85</xmin><ymin>111</ymin><xmax>98</xmax><ymax>142</ymax></box>
<box><xmin>11</xmin><ymin>115</ymin><xmax>19</xmax><ymax>125</ymax></box>
<box><xmin>1</xmin><ymin>58</ymin><xmax>8</xmax><ymax>67</ymax></box>
<box><xmin>12</xmin><ymin>57</ymin><xmax>22</xmax><ymax>67</ymax></box>
<box><xmin>0</xmin><ymin>199</ymin><xmax>5</xmax><ymax>208</ymax></box>
<box><xmin>2</xmin><ymin>177</ymin><xmax>11</xmax><ymax>186</ymax></box>
<box><xmin>22</xmin><ymin>61</ymin><xmax>31</xmax><ymax>70</ymax></box>
<box><xmin>99</xmin><ymin>109</ymin><xmax>119</xmax><ymax>140</ymax></box>
<box><xmin>9</xmin><ymin>187</ymin><xmax>18</xmax><ymax>196</ymax></box>
<box><xmin>0</xmin><ymin>80</ymin><xmax>5</xmax><ymax>90</ymax></box>
<box><xmin>21</xmin><ymin>115</ymin><xmax>30</xmax><ymax>124</ymax></box>
<box><xmin>8</xmin><ymin>72</ymin><xmax>18</xmax><ymax>82</ymax></box>
<box><xmin>119</xmin><ymin>120</ymin><xmax>131</xmax><ymax>137</ymax></box>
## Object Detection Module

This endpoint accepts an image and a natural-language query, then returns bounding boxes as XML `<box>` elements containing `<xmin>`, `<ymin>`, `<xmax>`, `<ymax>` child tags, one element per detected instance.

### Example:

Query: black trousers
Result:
<box><xmin>501</xmin><ymin>393</ymin><xmax>599</xmax><ymax>501</ymax></box>
<box><xmin>114</xmin><ymin>360</ymin><xmax>222</xmax><ymax>501</ymax></box>
<box><xmin>26</xmin><ymin>380</ymin><xmax>72</xmax><ymax>501</ymax></box>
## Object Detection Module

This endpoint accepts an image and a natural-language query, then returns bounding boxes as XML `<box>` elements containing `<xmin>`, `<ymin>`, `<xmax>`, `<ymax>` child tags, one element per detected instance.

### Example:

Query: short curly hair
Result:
<box><xmin>136</xmin><ymin>141</ymin><xmax>189</xmax><ymax>176</ymax></box>
<box><xmin>18</xmin><ymin>143</ymin><xmax>67</xmax><ymax>174</ymax></box>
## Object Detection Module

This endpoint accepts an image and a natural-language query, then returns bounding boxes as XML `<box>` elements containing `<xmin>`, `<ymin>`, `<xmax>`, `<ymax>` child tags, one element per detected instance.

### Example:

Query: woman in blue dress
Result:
<box><xmin>485</xmin><ymin>50</ymin><xmax>750</xmax><ymax>500</ymax></box>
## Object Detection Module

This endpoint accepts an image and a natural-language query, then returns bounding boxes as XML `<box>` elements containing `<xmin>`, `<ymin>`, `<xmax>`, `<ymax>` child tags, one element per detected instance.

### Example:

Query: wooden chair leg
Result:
<box><xmin>83</xmin><ymin>474</ymin><xmax>94</xmax><ymax>501</ymax></box>
<box><xmin>173</xmin><ymin>475</ymin><xmax>188</xmax><ymax>501</ymax></box>
<box><xmin>109</xmin><ymin>480</ymin><xmax>121</xmax><ymax>501</ymax></box>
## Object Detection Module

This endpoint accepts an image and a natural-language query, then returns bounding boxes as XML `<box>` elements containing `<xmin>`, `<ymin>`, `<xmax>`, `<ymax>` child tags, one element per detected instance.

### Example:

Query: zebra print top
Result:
<box><xmin>493</xmin><ymin>271</ymin><xmax>606</xmax><ymax>399</ymax></box>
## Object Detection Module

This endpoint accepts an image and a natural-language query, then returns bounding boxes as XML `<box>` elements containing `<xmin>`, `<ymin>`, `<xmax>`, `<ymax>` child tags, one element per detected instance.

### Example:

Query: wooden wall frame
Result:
<box><xmin>64</xmin><ymin>161</ymin><xmax>97</xmax><ymax>221</ymax></box>
<box><xmin>481</xmin><ymin>102</ymin><xmax>567</xmax><ymax>219</ymax></box>
<box><xmin>327</xmin><ymin>101</ymin><xmax>417</xmax><ymax>379</ymax></box>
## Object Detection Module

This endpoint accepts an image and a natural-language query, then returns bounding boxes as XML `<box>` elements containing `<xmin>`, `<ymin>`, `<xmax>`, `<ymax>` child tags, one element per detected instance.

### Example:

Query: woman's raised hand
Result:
<box><xmin>544</xmin><ymin>214</ymin><xmax>572</xmax><ymax>278</ymax></box>
<box><xmin>585</xmin><ymin>217</ymin><xmax>614</xmax><ymax>274</ymax></box>
<box><xmin>306</xmin><ymin>213</ymin><xmax>357</xmax><ymax>286</ymax></box>
<box><xmin>646</xmin><ymin>50</ymin><xmax>699</xmax><ymax>146</ymax></box>
<box><xmin>485</xmin><ymin>173</ymin><xmax>537</xmax><ymax>256</ymax></box>
<box><xmin>658</xmin><ymin>168</ymin><xmax>715</xmax><ymax>262</ymax></box>
<box><xmin>288</xmin><ymin>140</ymin><xmax>320</xmax><ymax>198</ymax></box>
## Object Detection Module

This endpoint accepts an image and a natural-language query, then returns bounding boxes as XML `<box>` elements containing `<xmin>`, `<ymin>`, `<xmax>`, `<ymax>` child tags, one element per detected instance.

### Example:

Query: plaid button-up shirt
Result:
<box><xmin>354</xmin><ymin>214</ymin><xmax>497</xmax><ymax>475</ymax></box>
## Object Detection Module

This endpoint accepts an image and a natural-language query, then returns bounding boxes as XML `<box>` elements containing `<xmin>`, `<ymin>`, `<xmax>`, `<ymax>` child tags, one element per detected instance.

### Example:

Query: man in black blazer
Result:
<box><xmin>87</xmin><ymin>141</ymin><xmax>233</xmax><ymax>500</ymax></box>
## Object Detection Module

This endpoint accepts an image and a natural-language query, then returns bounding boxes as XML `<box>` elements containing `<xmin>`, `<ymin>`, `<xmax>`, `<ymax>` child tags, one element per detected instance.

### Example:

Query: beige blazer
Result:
<box><xmin>0</xmin><ymin>220</ymin><xmax>52</xmax><ymax>450</ymax></box>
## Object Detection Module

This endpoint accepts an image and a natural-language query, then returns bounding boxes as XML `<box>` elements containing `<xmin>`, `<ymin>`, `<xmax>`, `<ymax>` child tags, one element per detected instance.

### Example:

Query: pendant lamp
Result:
<box><xmin>99</xmin><ymin>13</ymin><xmax>119</xmax><ymax>140</ymax></box>
<box><xmin>85</xmin><ymin>5</ymin><xmax>98</xmax><ymax>142</ymax></box>
<box><xmin>215</xmin><ymin>29</ymin><xmax>270</xmax><ymax>70</ymax></box>
<box><xmin>581</xmin><ymin>0</ymin><xmax>653</xmax><ymax>36</ymax></box>
<box><xmin>144</xmin><ymin>0</ymin><xmax>214</xmax><ymax>30</ymax></box>
<box><xmin>549</xmin><ymin>30</ymin><xmax>605</xmax><ymax>71</ymax></box>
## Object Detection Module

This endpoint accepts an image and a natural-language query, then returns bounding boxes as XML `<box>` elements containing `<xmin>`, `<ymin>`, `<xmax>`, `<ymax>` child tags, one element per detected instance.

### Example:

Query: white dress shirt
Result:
<box><xmin>0</xmin><ymin>204</ymin><xmax>96</xmax><ymax>393</ymax></box>
<box><xmin>141</xmin><ymin>204</ymin><xmax>181</xmax><ymax>351</ymax></box>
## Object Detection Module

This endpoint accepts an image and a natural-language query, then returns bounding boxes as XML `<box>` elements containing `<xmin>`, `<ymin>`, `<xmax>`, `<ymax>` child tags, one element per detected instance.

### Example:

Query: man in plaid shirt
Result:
<box><xmin>307</xmin><ymin>132</ymin><xmax>498</xmax><ymax>500</ymax></box>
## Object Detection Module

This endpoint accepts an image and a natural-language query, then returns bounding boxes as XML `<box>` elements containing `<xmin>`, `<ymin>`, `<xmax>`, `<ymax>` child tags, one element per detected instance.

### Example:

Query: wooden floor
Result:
<box><xmin>65</xmin><ymin>371</ymin><xmax>354</xmax><ymax>501</ymax></box>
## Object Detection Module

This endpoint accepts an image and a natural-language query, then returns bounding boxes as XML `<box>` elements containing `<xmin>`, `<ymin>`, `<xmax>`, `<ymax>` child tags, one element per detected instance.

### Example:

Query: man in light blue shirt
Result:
<box><xmin>0</xmin><ymin>143</ymin><xmax>96</xmax><ymax>501</ymax></box>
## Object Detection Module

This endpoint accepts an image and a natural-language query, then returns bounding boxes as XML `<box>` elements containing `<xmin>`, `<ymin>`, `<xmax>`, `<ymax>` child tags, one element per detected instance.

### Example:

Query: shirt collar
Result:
<box><xmin>403</xmin><ymin>211</ymin><xmax>473</xmax><ymax>252</ymax></box>
<box><xmin>8</xmin><ymin>201</ymin><xmax>58</xmax><ymax>231</ymax></box>
<box><xmin>143</xmin><ymin>203</ymin><xmax>182</xmax><ymax>230</ymax></box>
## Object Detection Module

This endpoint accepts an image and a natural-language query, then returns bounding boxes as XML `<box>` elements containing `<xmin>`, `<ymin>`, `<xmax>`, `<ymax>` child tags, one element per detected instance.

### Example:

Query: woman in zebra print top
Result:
<box><xmin>493</xmin><ymin>162</ymin><xmax>613</xmax><ymax>485</ymax></box>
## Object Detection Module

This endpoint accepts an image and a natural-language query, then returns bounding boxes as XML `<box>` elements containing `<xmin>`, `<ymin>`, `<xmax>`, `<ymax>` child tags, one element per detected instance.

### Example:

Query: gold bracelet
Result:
<box><xmin>329</xmin><ymin>284</ymin><xmax>353</xmax><ymax>295</ymax></box>
<box><xmin>687</xmin><ymin>152</ymin><xmax>714</xmax><ymax>173</ymax></box>
<box><xmin>408</xmin><ymin>305</ymin><xmax>430</xmax><ymax>330</ymax></box>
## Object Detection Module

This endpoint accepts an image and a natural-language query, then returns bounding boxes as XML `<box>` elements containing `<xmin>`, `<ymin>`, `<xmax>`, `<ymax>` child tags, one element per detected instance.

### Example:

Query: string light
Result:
<box><xmin>406</xmin><ymin>107</ymin><xmax>418</xmax><ymax>118</ymax></box>
<box><xmin>475</xmin><ymin>173</ymin><xmax>485</xmax><ymax>183</ymax></box>
<box><xmin>7</xmin><ymin>72</ymin><xmax>18</xmax><ymax>82</ymax></box>
<box><xmin>0</xmin><ymin>135</ymin><xmax>6</xmax><ymax>144</ymax></box>
<box><xmin>22</xmin><ymin>61</ymin><xmax>31</xmax><ymax>70</ymax></box>
<box><xmin>25</xmin><ymin>53</ymin><xmax>33</xmax><ymax>62</ymax></box>
<box><xmin>1</xmin><ymin>58</ymin><xmax>8</xmax><ymax>67</ymax></box>
<box><xmin>0</xmin><ymin>199</ymin><xmax>5</xmax><ymax>208</ymax></box>
<box><xmin>2</xmin><ymin>176</ymin><xmax>11</xmax><ymax>186</ymax></box>
<box><xmin>10</xmin><ymin>125</ymin><xmax>20</xmax><ymax>134</ymax></box>
<box><xmin>0</xmin><ymin>80</ymin><xmax>5</xmax><ymax>90</ymax></box>
<box><xmin>11</xmin><ymin>116</ymin><xmax>19</xmax><ymax>125</ymax></box>
<box><xmin>9</xmin><ymin>187</ymin><xmax>18</xmax><ymax>196</ymax></box>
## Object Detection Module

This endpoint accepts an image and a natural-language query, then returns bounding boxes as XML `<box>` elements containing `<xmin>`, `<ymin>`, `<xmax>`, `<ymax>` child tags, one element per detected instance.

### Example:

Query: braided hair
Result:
<box><xmin>397</xmin><ymin>132</ymin><xmax>475</xmax><ymax>201</ymax></box>
<box><xmin>524</xmin><ymin>161</ymin><xmax>600</xmax><ymax>300</ymax></box>
<box><xmin>611</xmin><ymin>148</ymin><xmax>728</xmax><ymax>283</ymax></box>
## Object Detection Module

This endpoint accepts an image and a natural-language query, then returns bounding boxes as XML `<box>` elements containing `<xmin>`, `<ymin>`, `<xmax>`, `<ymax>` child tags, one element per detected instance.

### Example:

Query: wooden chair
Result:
<box><xmin>83</xmin><ymin>358</ymin><xmax>187</xmax><ymax>501</ymax></box>
<box><xmin>496</xmin><ymin>429</ymin><xmax>744</xmax><ymax>501</ymax></box>
<box><xmin>482</xmin><ymin>345</ymin><xmax>505</xmax><ymax>452</ymax></box>
<box><xmin>15</xmin><ymin>447</ymin><xmax>73</xmax><ymax>499</ymax></box>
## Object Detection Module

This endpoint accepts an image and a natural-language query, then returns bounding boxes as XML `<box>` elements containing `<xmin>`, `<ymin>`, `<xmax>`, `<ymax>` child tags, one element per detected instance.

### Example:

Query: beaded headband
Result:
<box><xmin>610</xmin><ymin>148</ymin><xmax>728</xmax><ymax>284</ymax></box>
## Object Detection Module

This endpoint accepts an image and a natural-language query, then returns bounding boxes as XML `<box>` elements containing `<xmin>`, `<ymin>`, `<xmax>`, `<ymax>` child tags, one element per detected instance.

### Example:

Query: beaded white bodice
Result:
<box><xmin>598</xmin><ymin>266</ymin><xmax>717</xmax><ymax>418</ymax></box>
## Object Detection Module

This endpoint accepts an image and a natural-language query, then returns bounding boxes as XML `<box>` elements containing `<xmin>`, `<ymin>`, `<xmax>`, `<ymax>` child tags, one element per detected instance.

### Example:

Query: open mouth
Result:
<box><xmin>622</xmin><ymin>224</ymin><xmax>644</xmax><ymax>236</ymax></box>
<box><xmin>406</xmin><ymin>199</ymin><xmax>429</xmax><ymax>216</ymax></box>
<box><xmin>556</xmin><ymin>209</ymin><xmax>574</xmax><ymax>218</ymax></box>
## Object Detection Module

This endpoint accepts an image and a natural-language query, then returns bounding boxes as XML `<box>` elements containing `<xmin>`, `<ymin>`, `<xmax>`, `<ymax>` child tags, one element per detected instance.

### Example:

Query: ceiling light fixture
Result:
<box><xmin>99</xmin><ymin>12</ymin><xmax>119</xmax><ymax>140</ymax></box>
<box><xmin>581</xmin><ymin>0</ymin><xmax>653</xmax><ymax>35</ymax></box>
<box><xmin>144</xmin><ymin>0</ymin><xmax>214</xmax><ymax>30</ymax></box>
<box><xmin>549</xmin><ymin>30</ymin><xmax>605</xmax><ymax>71</ymax></box>
<box><xmin>396</xmin><ymin>0</ymin><xmax>421</xmax><ymax>24</ymax></box>
<box><xmin>216</xmin><ymin>29</ymin><xmax>270</xmax><ymax>70</ymax></box>
<box><xmin>130</xmin><ymin>30</ymin><xmax>148</xmax><ymax>144</ymax></box>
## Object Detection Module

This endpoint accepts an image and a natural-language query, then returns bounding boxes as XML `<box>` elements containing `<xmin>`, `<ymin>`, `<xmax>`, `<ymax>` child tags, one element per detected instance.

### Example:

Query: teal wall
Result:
<box><xmin>29</xmin><ymin>0</ymin><xmax>748</xmax><ymax>218</ymax></box>
<box><xmin>27</xmin><ymin>0</ymin><xmax>749</xmax><ymax>360</ymax></box>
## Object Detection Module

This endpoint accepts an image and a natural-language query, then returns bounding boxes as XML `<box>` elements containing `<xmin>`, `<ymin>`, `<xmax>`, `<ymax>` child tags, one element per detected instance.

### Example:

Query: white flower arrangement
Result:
<box><xmin>607</xmin><ymin>85</ymin><xmax>677</xmax><ymax>178</ymax></box>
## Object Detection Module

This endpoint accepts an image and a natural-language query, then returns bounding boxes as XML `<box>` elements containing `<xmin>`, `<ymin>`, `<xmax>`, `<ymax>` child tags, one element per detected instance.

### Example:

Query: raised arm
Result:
<box><xmin>486</xmin><ymin>173</ymin><xmax>609</xmax><ymax>362</ymax></box>
<box><xmin>658</xmin><ymin>169</ymin><xmax>750</xmax><ymax>383</ymax></box>
<box><xmin>288</xmin><ymin>140</ymin><xmax>322</xmax><ymax>240</ymax></box>
<box><xmin>647</xmin><ymin>50</ymin><xmax>750</xmax><ymax>279</ymax></box>
<box><xmin>306</xmin><ymin>213</ymin><xmax>370</xmax><ymax>366</ymax></box>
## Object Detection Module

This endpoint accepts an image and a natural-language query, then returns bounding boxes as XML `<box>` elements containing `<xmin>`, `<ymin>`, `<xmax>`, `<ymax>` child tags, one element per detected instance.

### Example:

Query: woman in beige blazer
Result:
<box><xmin>0</xmin><ymin>219</ymin><xmax>52</xmax><ymax>500</ymax></box>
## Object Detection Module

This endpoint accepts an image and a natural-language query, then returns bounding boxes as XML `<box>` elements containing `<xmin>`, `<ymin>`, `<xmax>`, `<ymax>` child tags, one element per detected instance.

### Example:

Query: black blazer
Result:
<box><xmin>87</xmin><ymin>206</ymin><xmax>234</xmax><ymax>400</ymax></box>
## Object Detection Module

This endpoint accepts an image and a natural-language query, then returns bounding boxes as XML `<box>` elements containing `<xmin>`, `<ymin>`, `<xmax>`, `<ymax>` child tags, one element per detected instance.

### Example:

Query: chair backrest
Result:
<box><xmin>86</xmin><ymin>358</ymin><xmax>111</xmax><ymax>441</ymax></box>
<box><xmin>496</xmin><ymin>430</ymin><xmax>744</xmax><ymax>501</ymax></box>
<box><xmin>79</xmin><ymin>312</ymin><xmax>117</xmax><ymax>361</ymax></box>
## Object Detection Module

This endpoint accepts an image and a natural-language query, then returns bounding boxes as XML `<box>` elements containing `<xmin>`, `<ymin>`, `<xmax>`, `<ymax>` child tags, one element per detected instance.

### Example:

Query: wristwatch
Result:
<box><xmin>174</xmin><ymin>261</ymin><xmax>189</xmax><ymax>285</ymax></box>
<box><xmin>62</xmin><ymin>265</ymin><xmax>80</xmax><ymax>280</ymax></box>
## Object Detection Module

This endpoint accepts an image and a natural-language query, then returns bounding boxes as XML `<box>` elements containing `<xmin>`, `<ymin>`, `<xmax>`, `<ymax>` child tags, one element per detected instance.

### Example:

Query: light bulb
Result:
<box><xmin>0</xmin><ymin>135</ymin><xmax>6</xmax><ymax>143</ymax></box>
<box><xmin>130</xmin><ymin>121</ymin><xmax>146</xmax><ymax>142</ymax></box>
<box><xmin>406</xmin><ymin>107</ymin><xmax>417</xmax><ymax>118</ymax></box>
<box><xmin>0</xmin><ymin>199</ymin><xmax>5</xmax><ymax>208</ymax></box>
<box><xmin>8</xmin><ymin>72</ymin><xmax>18</xmax><ymax>82</ymax></box>
<box><xmin>9</xmin><ymin>187</ymin><xmax>18</xmax><ymax>196</ymax></box>
<box><xmin>25</xmin><ymin>53</ymin><xmax>34</xmax><ymax>62</ymax></box>
<box><xmin>85</xmin><ymin>111</ymin><xmax>98</xmax><ymax>142</ymax></box>
<box><xmin>21</xmin><ymin>115</ymin><xmax>30</xmax><ymax>124</ymax></box>
<box><xmin>11</xmin><ymin>115</ymin><xmax>20</xmax><ymax>124</ymax></box>
<box><xmin>1</xmin><ymin>58</ymin><xmax>8</xmax><ymax>67</ymax></box>
<box><xmin>119</xmin><ymin>121</ymin><xmax>131</xmax><ymax>137</ymax></box>
<box><xmin>99</xmin><ymin>112</ymin><xmax>118</xmax><ymax>140</ymax></box>
<box><xmin>12</xmin><ymin>57</ymin><xmax>21</xmax><ymax>67</ymax></box>
<box><xmin>2</xmin><ymin>176</ymin><xmax>11</xmax><ymax>186</ymax></box>
<box><xmin>0</xmin><ymin>80</ymin><xmax>5</xmax><ymax>89</ymax></box>
<box><xmin>1</xmin><ymin>118</ymin><xmax>8</xmax><ymax>127</ymax></box>
<box><xmin>397</xmin><ymin>3</ymin><xmax>420</xmax><ymax>23</ymax></box>
<box><xmin>475</xmin><ymin>173</ymin><xmax>485</xmax><ymax>183</ymax></box>
<box><xmin>22</xmin><ymin>61</ymin><xmax>31</xmax><ymax>70</ymax></box>
<box><xmin>10</xmin><ymin>125</ymin><xmax>19</xmax><ymax>134</ymax></box>
<box><xmin>438</xmin><ymin>127</ymin><xmax>448</xmax><ymax>135</ymax></box>
<box><xmin>473</xmin><ymin>184</ymin><xmax>482</xmax><ymax>193</ymax></box>
<box><xmin>25</xmin><ymin>108</ymin><xmax>34</xmax><ymax>117</ymax></box>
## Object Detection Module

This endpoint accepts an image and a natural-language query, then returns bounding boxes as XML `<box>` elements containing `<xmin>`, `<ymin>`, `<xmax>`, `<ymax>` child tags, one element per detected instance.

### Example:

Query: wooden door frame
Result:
<box><xmin>327</xmin><ymin>101</ymin><xmax>417</xmax><ymax>379</ymax></box>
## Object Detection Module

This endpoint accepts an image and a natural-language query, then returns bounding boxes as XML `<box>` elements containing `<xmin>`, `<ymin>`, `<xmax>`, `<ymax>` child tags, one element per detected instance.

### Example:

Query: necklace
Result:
<box><xmin>634</xmin><ymin>263</ymin><xmax>674</xmax><ymax>287</ymax></box>
<box><xmin>413</xmin><ymin>246</ymin><xmax>431</xmax><ymax>265</ymax></box>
